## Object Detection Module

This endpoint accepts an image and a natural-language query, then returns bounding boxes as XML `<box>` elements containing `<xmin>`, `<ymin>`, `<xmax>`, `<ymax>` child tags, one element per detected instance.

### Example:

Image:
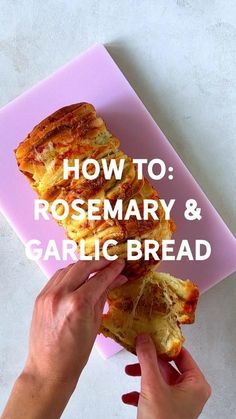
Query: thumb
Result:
<box><xmin>136</xmin><ymin>334</ymin><xmax>166</xmax><ymax>396</ymax></box>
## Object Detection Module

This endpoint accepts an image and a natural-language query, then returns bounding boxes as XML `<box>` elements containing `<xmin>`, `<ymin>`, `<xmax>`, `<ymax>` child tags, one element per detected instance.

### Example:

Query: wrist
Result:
<box><xmin>22</xmin><ymin>359</ymin><xmax>79</xmax><ymax>395</ymax></box>
<box><xmin>10</xmin><ymin>369</ymin><xmax>77</xmax><ymax>419</ymax></box>
<box><xmin>2</xmin><ymin>369</ymin><xmax>77</xmax><ymax>419</ymax></box>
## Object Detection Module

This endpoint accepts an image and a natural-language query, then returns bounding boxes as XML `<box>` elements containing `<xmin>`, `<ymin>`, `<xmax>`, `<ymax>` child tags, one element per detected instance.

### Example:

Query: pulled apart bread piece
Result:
<box><xmin>15</xmin><ymin>103</ymin><xmax>175</xmax><ymax>278</ymax></box>
<box><xmin>101</xmin><ymin>271</ymin><xmax>199</xmax><ymax>359</ymax></box>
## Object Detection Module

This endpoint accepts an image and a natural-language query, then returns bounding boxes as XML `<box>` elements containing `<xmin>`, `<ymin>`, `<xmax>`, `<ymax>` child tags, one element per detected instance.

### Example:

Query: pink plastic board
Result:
<box><xmin>0</xmin><ymin>44</ymin><xmax>236</xmax><ymax>359</ymax></box>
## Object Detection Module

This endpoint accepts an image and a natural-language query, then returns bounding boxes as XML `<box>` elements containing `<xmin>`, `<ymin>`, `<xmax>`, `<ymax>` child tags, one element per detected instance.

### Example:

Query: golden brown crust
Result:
<box><xmin>100</xmin><ymin>271</ymin><xmax>199</xmax><ymax>360</ymax></box>
<box><xmin>15</xmin><ymin>103</ymin><xmax>199</xmax><ymax>359</ymax></box>
<box><xmin>15</xmin><ymin>103</ymin><xmax>174</xmax><ymax>278</ymax></box>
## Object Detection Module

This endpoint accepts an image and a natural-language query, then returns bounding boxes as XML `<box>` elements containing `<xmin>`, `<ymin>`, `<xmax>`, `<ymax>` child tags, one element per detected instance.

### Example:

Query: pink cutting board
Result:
<box><xmin>0</xmin><ymin>43</ymin><xmax>236</xmax><ymax>359</ymax></box>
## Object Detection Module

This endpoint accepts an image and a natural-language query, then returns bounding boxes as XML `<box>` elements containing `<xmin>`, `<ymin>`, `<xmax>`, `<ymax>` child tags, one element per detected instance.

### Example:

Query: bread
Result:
<box><xmin>101</xmin><ymin>271</ymin><xmax>199</xmax><ymax>359</ymax></box>
<box><xmin>15</xmin><ymin>102</ymin><xmax>199</xmax><ymax>358</ymax></box>
<box><xmin>15</xmin><ymin>103</ymin><xmax>175</xmax><ymax>278</ymax></box>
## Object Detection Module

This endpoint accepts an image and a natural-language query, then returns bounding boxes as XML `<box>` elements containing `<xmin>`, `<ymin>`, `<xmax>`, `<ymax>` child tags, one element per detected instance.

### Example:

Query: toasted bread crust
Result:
<box><xmin>15</xmin><ymin>103</ymin><xmax>199</xmax><ymax>359</ymax></box>
<box><xmin>15</xmin><ymin>103</ymin><xmax>175</xmax><ymax>278</ymax></box>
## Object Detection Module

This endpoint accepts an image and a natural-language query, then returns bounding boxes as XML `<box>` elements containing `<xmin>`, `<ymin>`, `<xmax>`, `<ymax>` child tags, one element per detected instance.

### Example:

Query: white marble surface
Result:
<box><xmin>0</xmin><ymin>1</ymin><xmax>236</xmax><ymax>418</ymax></box>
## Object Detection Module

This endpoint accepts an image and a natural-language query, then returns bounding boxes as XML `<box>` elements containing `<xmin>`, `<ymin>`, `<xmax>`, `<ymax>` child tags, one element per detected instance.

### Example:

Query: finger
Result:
<box><xmin>78</xmin><ymin>259</ymin><xmax>127</xmax><ymax>304</ymax></box>
<box><xmin>39</xmin><ymin>263</ymin><xmax>75</xmax><ymax>295</ymax></box>
<box><xmin>108</xmin><ymin>274</ymin><xmax>128</xmax><ymax>290</ymax></box>
<box><xmin>174</xmin><ymin>347</ymin><xmax>203</xmax><ymax>377</ymax></box>
<box><xmin>94</xmin><ymin>274</ymin><xmax>127</xmax><ymax>319</ymax></box>
<box><xmin>97</xmin><ymin>274</ymin><xmax>128</xmax><ymax>313</ymax></box>
<box><xmin>122</xmin><ymin>392</ymin><xmax>139</xmax><ymax>407</ymax></box>
<box><xmin>62</xmin><ymin>258</ymin><xmax>113</xmax><ymax>292</ymax></box>
<box><xmin>47</xmin><ymin>263</ymin><xmax>75</xmax><ymax>290</ymax></box>
<box><xmin>125</xmin><ymin>363</ymin><xmax>141</xmax><ymax>377</ymax></box>
<box><xmin>136</xmin><ymin>334</ymin><xmax>165</xmax><ymax>393</ymax></box>
<box><xmin>158</xmin><ymin>359</ymin><xmax>180</xmax><ymax>385</ymax></box>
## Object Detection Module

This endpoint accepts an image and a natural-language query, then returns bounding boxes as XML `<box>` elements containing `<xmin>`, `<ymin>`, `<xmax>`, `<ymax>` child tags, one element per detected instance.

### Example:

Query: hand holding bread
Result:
<box><xmin>15</xmin><ymin>103</ymin><xmax>199</xmax><ymax>359</ymax></box>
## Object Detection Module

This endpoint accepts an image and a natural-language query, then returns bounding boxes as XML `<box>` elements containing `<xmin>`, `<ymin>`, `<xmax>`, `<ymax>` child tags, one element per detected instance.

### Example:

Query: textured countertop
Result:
<box><xmin>0</xmin><ymin>1</ymin><xmax>236</xmax><ymax>418</ymax></box>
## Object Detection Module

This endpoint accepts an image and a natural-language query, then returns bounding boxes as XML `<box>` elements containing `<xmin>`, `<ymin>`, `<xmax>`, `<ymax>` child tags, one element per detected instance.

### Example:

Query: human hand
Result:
<box><xmin>2</xmin><ymin>258</ymin><xmax>127</xmax><ymax>419</ymax></box>
<box><xmin>122</xmin><ymin>334</ymin><xmax>211</xmax><ymax>419</ymax></box>
<box><xmin>24</xmin><ymin>258</ymin><xmax>127</xmax><ymax>388</ymax></box>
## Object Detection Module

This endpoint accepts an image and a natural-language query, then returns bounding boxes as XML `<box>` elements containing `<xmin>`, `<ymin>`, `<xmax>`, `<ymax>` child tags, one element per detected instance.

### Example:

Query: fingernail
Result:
<box><xmin>136</xmin><ymin>333</ymin><xmax>150</xmax><ymax>344</ymax></box>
